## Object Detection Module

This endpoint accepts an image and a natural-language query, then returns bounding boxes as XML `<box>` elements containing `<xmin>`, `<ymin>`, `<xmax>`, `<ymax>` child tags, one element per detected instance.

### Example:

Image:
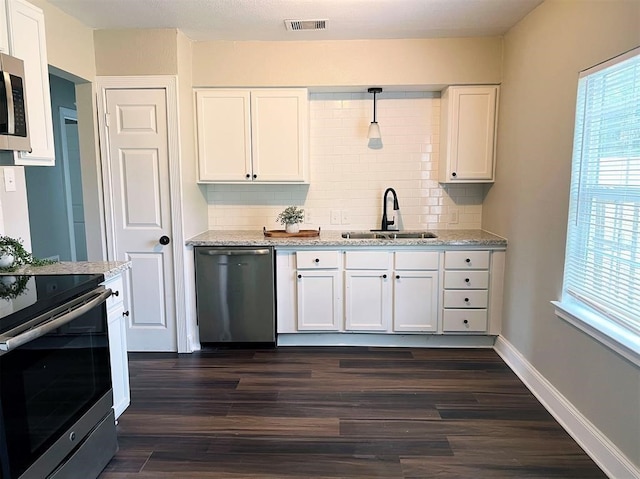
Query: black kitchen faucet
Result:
<box><xmin>380</xmin><ymin>187</ymin><xmax>399</xmax><ymax>231</ymax></box>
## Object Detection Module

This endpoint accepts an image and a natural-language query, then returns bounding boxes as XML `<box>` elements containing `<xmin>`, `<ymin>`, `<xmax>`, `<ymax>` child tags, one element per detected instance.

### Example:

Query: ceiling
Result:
<box><xmin>47</xmin><ymin>0</ymin><xmax>544</xmax><ymax>42</ymax></box>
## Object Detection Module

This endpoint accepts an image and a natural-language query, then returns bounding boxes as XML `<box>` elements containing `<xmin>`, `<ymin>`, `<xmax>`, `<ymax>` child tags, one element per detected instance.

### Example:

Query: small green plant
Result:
<box><xmin>0</xmin><ymin>236</ymin><xmax>57</xmax><ymax>272</ymax></box>
<box><xmin>276</xmin><ymin>206</ymin><xmax>304</xmax><ymax>226</ymax></box>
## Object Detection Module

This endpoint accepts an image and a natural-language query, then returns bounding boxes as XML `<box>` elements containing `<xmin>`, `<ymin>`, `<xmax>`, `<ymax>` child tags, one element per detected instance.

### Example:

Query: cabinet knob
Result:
<box><xmin>113</xmin><ymin>290</ymin><xmax>120</xmax><ymax>297</ymax></box>
<box><xmin>465</xmin><ymin>278</ymin><xmax>470</xmax><ymax>283</ymax></box>
<box><xmin>463</xmin><ymin>319</ymin><xmax>469</xmax><ymax>324</ymax></box>
<box><xmin>253</xmin><ymin>174</ymin><xmax>257</xmax><ymax>179</ymax></box>
<box><xmin>123</xmin><ymin>311</ymin><xmax>130</xmax><ymax>317</ymax></box>
<box><xmin>464</xmin><ymin>297</ymin><xmax>470</xmax><ymax>302</ymax></box>
<box><xmin>382</xmin><ymin>274</ymin><xmax>387</xmax><ymax>279</ymax></box>
<box><xmin>465</xmin><ymin>258</ymin><xmax>471</xmax><ymax>263</ymax></box>
<box><xmin>452</xmin><ymin>172</ymin><xmax>457</xmax><ymax>178</ymax></box>
<box><xmin>246</xmin><ymin>173</ymin><xmax>251</xmax><ymax>179</ymax></box>
<box><xmin>396</xmin><ymin>275</ymin><xmax>400</xmax><ymax>279</ymax></box>
<box><xmin>297</xmin><ymin>274</ymin><xmax>302</xmax><ymax>279</ymax></box>
<box><xmin>314</xmin><ymin>258</ymin><xmax>320</xmax><ymax>263</ymax></box>
<box><xmin>159</xmin><ymin>235</ymin><xmax>171</xmax><ymax>245</ymax></box>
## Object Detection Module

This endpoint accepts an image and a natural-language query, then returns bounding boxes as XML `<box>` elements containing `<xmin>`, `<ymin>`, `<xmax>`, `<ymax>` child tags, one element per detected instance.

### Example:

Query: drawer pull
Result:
<box><xmin>465</xmin><ymin>278</ymin><xmax>470</xmax><ymax>283</ymax></box>
<box><xmin>396</xmin><ymin>275</ymin><xmax>400</xmax><ymax>279</ymax></box>
<box><xmin>297</xmin><ymin>274</ymin><xmax>302</xmax><ymax>279</ymax></box>
<box><xmin>464</xmin><ymin>297</ymin><xmax>470</xmax><ymax>302</ymax></box>
<box><xmin>463</xmin><ymin>319</ymin><xmax>468</xmax><ymax>324</ymax></box>
<box><xmin>465</xmin><ymin>258</ymin><xmax>471</xmax><ymax>263</ymax></box>
<box><xmin>314</xmin><ymin>258</ymin><xmax>320</xmax><ymax>263</ymax></box>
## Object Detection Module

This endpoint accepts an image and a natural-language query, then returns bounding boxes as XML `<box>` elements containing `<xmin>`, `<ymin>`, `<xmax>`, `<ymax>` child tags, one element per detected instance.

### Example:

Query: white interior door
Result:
<box><xmin>104</xmin><ymin>88</ymin><xmax>177</xmax><ymax>351</ymax></box>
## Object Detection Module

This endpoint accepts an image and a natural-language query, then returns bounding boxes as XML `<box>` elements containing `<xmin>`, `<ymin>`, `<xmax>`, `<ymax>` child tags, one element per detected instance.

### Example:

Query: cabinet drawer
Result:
<box><xmin>444</xmin><ymin>271</ymin><xmax>489</xmax><ymax>289</ymax></box>
<box><xmin>344</xmin><ymin>251</ymin><xmax>390</xmax><ymax>270</ymax></box>
<box><xmin>443</xmin><ymin>310</ymin><xmax>488</xmax><ymax>332</ymax></box>
<box><xmin>395</xmin><ymin>251</ymin><xmax>439</xmax><ymax>270</ymax></box>
<box><xmin>443</xmin><ymin>290</ymin><xmax>489</xmax><ymax>308</ymax></box>
<box><xmin>296</xmin><ymin>251</ymin><xmax>340</xmax><ymax>269</ymax></box>
<box><xmin>103</xmin><ymin>275</ymin><xmax>124</xmax><ymax>310</ymax></box>
<box><xmin>444</xmin><ymin>251</ymin><xmax>490</xmax><ymax>270</ymax></box>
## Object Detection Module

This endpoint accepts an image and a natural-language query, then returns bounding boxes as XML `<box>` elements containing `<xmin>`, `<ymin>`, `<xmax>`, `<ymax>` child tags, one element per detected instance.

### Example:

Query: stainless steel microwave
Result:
<box><xmin>0</xmin><ymin>52</ymin><xmax>30</xmax><ymax>152</ymax></box>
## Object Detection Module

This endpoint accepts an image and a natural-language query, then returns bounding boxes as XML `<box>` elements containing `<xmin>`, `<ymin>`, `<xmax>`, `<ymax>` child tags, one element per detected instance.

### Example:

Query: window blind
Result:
<box><xmin>563</xmin><ymin>48</ymin><xmax>640</xmax><ymax>336</ymax></box>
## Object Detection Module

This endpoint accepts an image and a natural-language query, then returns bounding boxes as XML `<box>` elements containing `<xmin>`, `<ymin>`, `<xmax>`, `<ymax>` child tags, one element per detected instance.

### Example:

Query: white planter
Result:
<box><xmin>0</xmin><ymin>254</ymin><xmax>14</xmax><ymax>268</ymax></box>
<box><xmin>285</xmin><ymin>223</ymin><xmax>300</xmax><ymax>234</ymax></box>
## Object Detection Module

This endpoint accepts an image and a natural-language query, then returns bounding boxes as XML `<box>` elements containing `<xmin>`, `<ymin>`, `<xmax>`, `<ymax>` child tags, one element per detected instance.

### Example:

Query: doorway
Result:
<box><xmin>25</xmin><ymin>73</ymin><xmax>87</xmax><ymax>261</ymax></box>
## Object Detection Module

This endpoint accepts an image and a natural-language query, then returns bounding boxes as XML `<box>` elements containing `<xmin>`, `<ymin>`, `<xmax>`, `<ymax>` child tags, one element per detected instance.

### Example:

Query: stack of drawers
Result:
<box><xmin>442</xmin><ymin>251</ymin><xmax>490</xmax><ymax>333</ymax></box>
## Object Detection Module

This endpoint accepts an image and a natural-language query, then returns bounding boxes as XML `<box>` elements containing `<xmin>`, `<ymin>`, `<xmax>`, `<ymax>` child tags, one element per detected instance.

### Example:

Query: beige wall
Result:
<box><xmin>176</xmin><ymin>30</ymin><xmax>208</xmax><ymax>239</ymax></box>
<box><xmin>94</xmin><ymin>28</ymin><xmax>178</xmax><ymax>76</ymax></box>
<box><xmin>29</xmin><ymin>0</ymin><xmax>95</xmax><ymax>81</ymax></box>
<box><xmin>483</xmin><ymin>0</ymin><xmax>640</xmax><ymax>467</ymax></box>
<box><xmin>192</xmin><ymin>37</ymin><xmax>502</xmax><ymax>88</ymax></box>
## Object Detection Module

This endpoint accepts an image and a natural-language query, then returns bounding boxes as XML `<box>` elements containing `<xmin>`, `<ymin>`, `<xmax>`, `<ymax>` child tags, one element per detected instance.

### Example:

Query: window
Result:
<box><xmin>554</xmin><ymin>47</ymin><xmax>640</xmax><ymax>366</ymax></box>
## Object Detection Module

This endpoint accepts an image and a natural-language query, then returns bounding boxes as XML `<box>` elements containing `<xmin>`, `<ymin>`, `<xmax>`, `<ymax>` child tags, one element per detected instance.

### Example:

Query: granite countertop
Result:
<box><xmin>186</xmin><ymin>229</ymin><xmax>507</xmax><ymax>248</ymax></box>
<box><xmin>1</xmin><ymin>261</ymin><xmax>131</xmax><ymax>279</ymax></box>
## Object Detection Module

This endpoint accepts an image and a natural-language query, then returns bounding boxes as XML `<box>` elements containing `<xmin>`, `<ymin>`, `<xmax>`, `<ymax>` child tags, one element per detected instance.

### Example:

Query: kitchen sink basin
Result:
<box><xmin>341</xmin><ymin>231</ymin><xmax>437</xmax><ymax>240</ymax></box>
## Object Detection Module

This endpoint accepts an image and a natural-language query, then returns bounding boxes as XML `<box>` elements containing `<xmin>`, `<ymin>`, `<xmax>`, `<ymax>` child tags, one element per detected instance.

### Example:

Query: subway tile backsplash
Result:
<box><xmin>206</xmin><ymin>92</ymin><xmax>484</xmax><ymax>231</ymax></box>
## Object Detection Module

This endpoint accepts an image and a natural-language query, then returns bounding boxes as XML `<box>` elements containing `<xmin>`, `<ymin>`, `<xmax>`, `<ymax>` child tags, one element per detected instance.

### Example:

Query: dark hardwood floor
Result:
<box><xmin>99</xmin><ymin>347</ymin><xmax>607</xmax><ymax>479</ymax></box>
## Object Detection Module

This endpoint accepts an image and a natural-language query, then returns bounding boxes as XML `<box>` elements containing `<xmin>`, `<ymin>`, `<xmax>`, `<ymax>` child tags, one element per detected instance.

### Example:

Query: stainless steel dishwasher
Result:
<box><xmin>195</xmin><ymin>246</ymin><xmax>275</xmax><ymax>344</ymax></box>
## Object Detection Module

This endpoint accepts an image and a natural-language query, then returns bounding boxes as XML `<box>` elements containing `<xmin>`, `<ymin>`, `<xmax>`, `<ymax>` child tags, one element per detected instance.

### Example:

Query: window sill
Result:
<box><xmin>552</xmin><ymin>300</ymin><xmax>640</xmax><ymax>367</ymax></box>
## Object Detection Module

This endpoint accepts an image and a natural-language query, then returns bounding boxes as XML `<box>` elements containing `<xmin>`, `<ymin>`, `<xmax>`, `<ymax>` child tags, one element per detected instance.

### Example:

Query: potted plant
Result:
<box><xmin>0</xmin><ymin>236</ymin><xmax>56</xmax><ymax>272</ymax></box>
<box><xmin>277</xmin><ymin>206</ymin><xmax>304</xmax><ymax>234</ymax></box>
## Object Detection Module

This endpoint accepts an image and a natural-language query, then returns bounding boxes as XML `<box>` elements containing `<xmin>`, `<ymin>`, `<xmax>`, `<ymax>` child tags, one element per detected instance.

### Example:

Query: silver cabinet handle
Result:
<box><xmin>0</xmin><ymin>287</ymin><xmax>112</xmax><ymax>353</ymax></box>
<box><xmin>199</xmin><ymin>249</ymin><xmax>271</xmax><ymax>256</ymax></box>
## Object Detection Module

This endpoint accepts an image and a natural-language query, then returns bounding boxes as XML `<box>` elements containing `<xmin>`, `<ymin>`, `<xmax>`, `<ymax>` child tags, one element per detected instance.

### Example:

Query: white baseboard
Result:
<box><xmin>494</xmin><ymin>336</ymin><xmax>639</xmax><ymax>479</ymax></box>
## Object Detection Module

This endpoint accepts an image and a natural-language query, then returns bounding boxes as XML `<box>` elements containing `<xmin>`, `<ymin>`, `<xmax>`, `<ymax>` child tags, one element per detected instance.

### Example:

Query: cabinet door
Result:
<box><xmin>104</xmin><ymin>274</ymin><xmax>131</xmax><ymax>419</ymax></box>
<box><xmin>0</xmin><ymin>0</ymin><xmax>9</xmax><ymax>53</ymax></box>
<box><xmin>195</xmin><ymin>89</ymin><xmax>252</xmax><ymax>182</ymax></box>
<box><xmin>393</xmin><ymin>271</ymin><xmax>438</xmax><ymax>332</ymax></box>
<box><xmin>297</xmin><ymin>270</ymin><xmax>341</xmax><ymax>331</ymax></box>
<box><xmin>8</xmin><ymin>0</ymin><xmax>55</xmax><ymax>165</ymax></box>
<box><xmin>251</xmin><ymin>89</ymin><xmax>309</xmax><ymax>183</ymax></box>
<box><xmin>440</xmin><ymin>86</ymin><xmax>498</xmax><ymax>183</ymax></box>
<box><xmin>344</xmin><ymin>270</ymin><xmax>391</xmax><ymax>331</ymax></box>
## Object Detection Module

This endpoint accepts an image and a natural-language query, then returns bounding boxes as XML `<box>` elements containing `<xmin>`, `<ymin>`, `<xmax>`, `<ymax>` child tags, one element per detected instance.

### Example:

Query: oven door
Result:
<box><xmin>0</xmin><ymin>287</ymin><xmax>112</xmax><ymax>479</ymax></box>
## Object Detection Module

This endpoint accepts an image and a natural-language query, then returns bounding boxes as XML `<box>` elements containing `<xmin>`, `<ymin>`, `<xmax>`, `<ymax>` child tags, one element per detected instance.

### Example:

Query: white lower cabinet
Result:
<box><xmin>296</xmin><ymin>270</ymin><xmax>342</xmax><ymax>330</ymax></box>
<box><xmin>295</xmin><ymin>251</ymin><xmax>342</xmax><ymax>331</ymax></box>
<box><xmin>103</xmin><ymin>273</ymin><xmax>131</xmax><ymax>419</ymax></box>
<box><xmin>275</xmin><ymin>247</ymin><xmax>504</xmax><ymax>338</ymax></box>
<box><xmin>393</xmin><ymin>271</ymin><xmax>439</xmax><ymax>332</ymax></box>
<box><xmin>344</xmin><ymin>270</ymin><xmax>391</xmax><ymax>331</ymax></box>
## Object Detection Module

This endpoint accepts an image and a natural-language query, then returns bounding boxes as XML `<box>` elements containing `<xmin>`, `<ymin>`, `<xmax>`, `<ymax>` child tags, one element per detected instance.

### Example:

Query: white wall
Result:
<box><xmin>207</xmin><ymin>92</ymin><xmax>484</xmax><ymax>231</ymax></box>
<box><xmin>483</xmin><ymin>0</ymin><xmax>640</xmax><ymax>469</ymax></box>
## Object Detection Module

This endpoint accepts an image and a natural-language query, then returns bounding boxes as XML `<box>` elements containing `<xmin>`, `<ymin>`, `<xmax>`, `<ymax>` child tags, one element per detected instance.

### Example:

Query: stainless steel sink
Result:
<box><xmin>341</xmin><ymin>231</ymin><xmax>437</xmax><ymax>240</ymax></box>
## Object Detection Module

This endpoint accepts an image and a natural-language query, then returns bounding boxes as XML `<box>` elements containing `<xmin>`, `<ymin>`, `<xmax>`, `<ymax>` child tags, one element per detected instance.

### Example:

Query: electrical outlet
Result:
<box><xmin>450</xmin><ymin>209</ymin><xmax>459</xmax><ymax>224</ymax></box>
<box><xmin>305</xmin><ymin>209</ymin><xmax>313</xmax><ymax>224</ymax></box>
<box><xmin>341</xmin><ymin>210</ymin><xmax>349</xmax><ymax>224</ymax></box>
<box><xmin>3</xmin><ymin>168</ymin><xmax>16</xmax><ymax>192</ymax></box>
<box><xmin>330</xmin><ymin>210</ymin><xmax>341</xmax><ymax>225</ymax></box>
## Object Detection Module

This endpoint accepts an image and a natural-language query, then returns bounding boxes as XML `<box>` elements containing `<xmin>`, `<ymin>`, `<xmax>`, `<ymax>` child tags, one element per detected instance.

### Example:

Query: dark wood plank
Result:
<box><xmin>100</xmin><ymin>347</ymin><xmax>606</xmax><ymax>479</ymax></box>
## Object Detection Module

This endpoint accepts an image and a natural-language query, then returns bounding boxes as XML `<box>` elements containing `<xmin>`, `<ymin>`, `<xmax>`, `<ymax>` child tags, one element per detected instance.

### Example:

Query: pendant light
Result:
<box><xmin>367</xmin><ymin>87</ymin><xmax>383</xmax><ymax>140</ymax></box>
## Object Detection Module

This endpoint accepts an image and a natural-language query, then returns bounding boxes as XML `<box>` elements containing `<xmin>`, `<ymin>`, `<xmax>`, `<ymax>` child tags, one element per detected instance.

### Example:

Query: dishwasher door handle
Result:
<box><xmin>198</xmin><ymin>249</ymin><xmax>271</xmax><ymax>256</ymax></box>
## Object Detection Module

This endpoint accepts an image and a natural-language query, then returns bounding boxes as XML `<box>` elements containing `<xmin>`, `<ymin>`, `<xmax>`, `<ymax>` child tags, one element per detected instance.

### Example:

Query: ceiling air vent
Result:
<box><xmin>284</xmin><ymin>19</ymin><xmax>327</xmax><ymax>31</ymax></box>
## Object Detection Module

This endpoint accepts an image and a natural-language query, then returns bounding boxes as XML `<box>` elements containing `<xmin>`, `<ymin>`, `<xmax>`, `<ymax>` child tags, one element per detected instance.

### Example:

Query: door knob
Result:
<box><xmin>159</xmin><ymin>235</ymin><xmax>171</xmax><ymax>245</ymax></box>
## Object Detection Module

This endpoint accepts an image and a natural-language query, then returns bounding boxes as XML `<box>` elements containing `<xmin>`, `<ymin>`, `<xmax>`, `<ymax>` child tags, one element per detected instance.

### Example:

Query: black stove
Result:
<box><xmin>0</xmin><ymin>273</ymin><xmax>104</xmax><ymax>333</ymax></box>
<box><xmin>0</xmin><ymin>272</ymin><xmax>116</xmax><ymax>479</ymax></box>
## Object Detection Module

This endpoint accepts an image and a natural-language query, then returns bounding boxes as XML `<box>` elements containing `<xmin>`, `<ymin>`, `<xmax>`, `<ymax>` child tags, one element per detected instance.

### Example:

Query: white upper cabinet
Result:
<box><xmin>195</xmin><ymin>88</ymin><xmax>309</xmax><ymax>183</ymax></box>
<box><xmin>439</xmin><ymin>85</ymin><xmax>498</xmax><ymax>183</ymax></box>
<box><xmin>7</xmin><ymin>0</ymin><xmax>55</xmax><ymax>165</ymax></box>
<box><xmin>0</xmin><ymin>1</ymin><xmax>9</xmax><ymax>53</ymax></box>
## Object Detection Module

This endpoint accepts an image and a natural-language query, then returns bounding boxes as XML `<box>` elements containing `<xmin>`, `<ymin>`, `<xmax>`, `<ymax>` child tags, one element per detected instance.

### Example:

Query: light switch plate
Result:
<box><xmin>341</xmin><ymin>210</ymin><xmax>349</xmax><ymax>224</ymax></box>
<box><xmin>3</xmin><ymin>168</ymin><xmax>16</xmax><ymax>192</ymax></box>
